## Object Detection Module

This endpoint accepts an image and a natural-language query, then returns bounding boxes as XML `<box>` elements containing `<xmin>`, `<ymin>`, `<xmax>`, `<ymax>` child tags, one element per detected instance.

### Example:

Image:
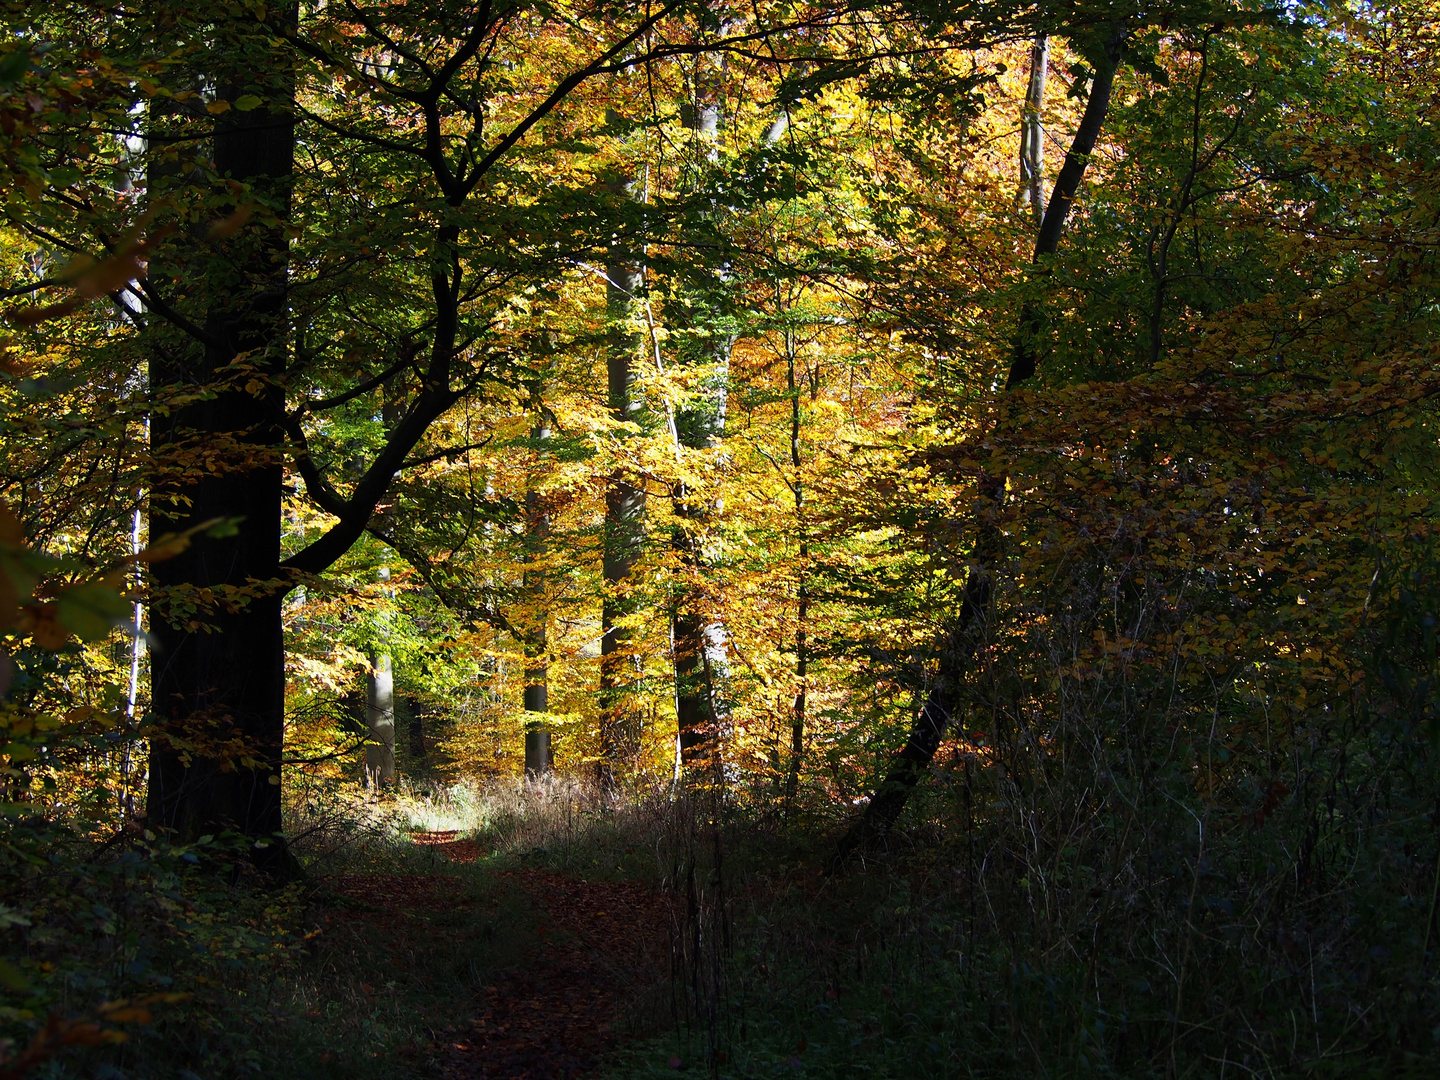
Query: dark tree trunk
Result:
<box><xmin>406</xmin><ymin>695</ymin><xmax>428</xmax><ymax>762</ymax></box>
<box><xmin>524</xmin><ymin>417</ymin><xmax>552</xmax><ymax>777</ymax></box>
<box><xmin>1009</xmin><ymin>36</ymin><xmax>1123</xmax><ymax>387</ymax></box>
<box><xmin>783</xmin><ymin>327</ymin><xmax>808</xmax><ymax>809</ymax></box>
<box><xmin>147</xmin><ymin>50</ymin><xmax>294</xmax><ymax>870</ymax></box>
<box><xmin>828</xmin><ymin>33</ymin><xmax>1125</xmax><ymax>871</ymax></box>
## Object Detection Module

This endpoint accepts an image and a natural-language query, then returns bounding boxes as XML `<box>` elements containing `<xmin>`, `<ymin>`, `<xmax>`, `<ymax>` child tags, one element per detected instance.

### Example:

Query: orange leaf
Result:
<box><xmin>207</xmin><ymin>204</ymin><xmax>253</xmax><ymax>239</ymax></box>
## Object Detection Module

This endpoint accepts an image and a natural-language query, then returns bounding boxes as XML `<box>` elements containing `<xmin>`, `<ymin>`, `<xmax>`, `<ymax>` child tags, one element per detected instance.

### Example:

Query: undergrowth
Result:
<box><xmin>5</xmin><ymin>716</ymin><xmax>1439</xmax><ymax>1080</ymax></box>
<box><xmin>0</xmin><ymin>786</ymin><xmax>540</xmax><ymax>1080</ymax></box>
<box><xmin>597</xmin><ymin>722</ymin><xmax>1440</xmax><ymax>1079</ymax></box>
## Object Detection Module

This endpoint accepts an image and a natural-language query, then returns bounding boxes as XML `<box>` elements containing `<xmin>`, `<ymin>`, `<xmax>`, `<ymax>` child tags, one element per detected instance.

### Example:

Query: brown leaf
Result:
<box><xmin>21</xmin><ymin>603</ymin><xmax>68</xmax><ymax>649</ymax></box>
<box><xmin>6</xmin><ymin>298</ymin><xmax>81</xmax><ymax>328</ymax></box>
<box><xmin>0</xmin><ymin>502</ymin><xmax>23</xmax><ymax>546</ymax></box>
<box><xmin>0</xmin><ymin>344</ymin><xmax>28</xmax><ymax>377</ymax></box>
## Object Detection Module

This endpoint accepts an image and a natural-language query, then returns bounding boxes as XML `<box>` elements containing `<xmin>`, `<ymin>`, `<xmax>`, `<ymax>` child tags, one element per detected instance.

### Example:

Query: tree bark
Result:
<box><xmin>782</xmin><ymin>323</ymin><xmax>808</xmax><ymax>810</ymax></box>
<box><xmin>672</xmin><ymin>80</ymin><xmax>733</xmax><ymax>776</ymax></box>
<box><xmin>146</xmin><ymin>18</ymin><xmax>295</xmax><ymax>872</ymax></box>
<box><xmin>828</xmin><ymin>33</ymin><xmax>1125</xmax><ymax>871</ymax></box>
<box><xmin>1018</xmin><ymin>34</ymin><xmax>1049</xmax><ymax>226</ymax></box>
<box><xmin>599</xmin><ymin>157</ymin><xmax>647</xmax><ymax>783</ymax></box>
<box><xmin>673</xmin><ymin>103</ymin><xmax>791</xmax><ymax>775</ymax></box>
<box><xmin>524</xmin><ymin>416</ymin><xmax>552</xmax><ymax>777</ymax></box>
<box><xmin>364</xmin><ymin>651</ymin><xmax>396</xmax><ymax>790</ymax></box>
<box><xmin>1010</xmin><ymin>34</ymin><xmax>1124</xmax><ymax>388</ymax></box>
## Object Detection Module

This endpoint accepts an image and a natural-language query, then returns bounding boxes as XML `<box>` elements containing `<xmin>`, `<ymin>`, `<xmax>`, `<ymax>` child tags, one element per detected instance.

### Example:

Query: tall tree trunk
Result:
<box><xmin>782</xmin><ymin>324</ymin><xmax>808</xmax><ymax>810</ymax></box>
<box><xmin>672</xmin><ymin>84</ymin><xmax>733</xmax><ymax>775</ymax></box>
<box><xmin>828</xmin><ymin>33</ymin><xmax>1125</xmax><ymax>870</ymax></box>
<box><xmin>1018</xmin><ymin>34</ymin><xmax>1049</xmax><ymax>226</ymax></box>
<box><xmin>362</xmin><ymin>387</ymin><xmax>404</xmax><ymax>791</ymax></box>
<box><xmin>599</xmin><ymin>157</ymin><xmax>647</xmax><ymax>784</ymax></box>
<box><xmin>146</xmin><ymin>15</ymin><xmax>295</xmax><ymax>871</ymax></box>
<box><xmin>673</xmin><ymin>101</ymin><xmax>791</xmax><ymax>776</ymax></box>
<box><xmin>524</xmin><ymin>416</ymin><xmax>552</xmax><ymax>777</ymax></box>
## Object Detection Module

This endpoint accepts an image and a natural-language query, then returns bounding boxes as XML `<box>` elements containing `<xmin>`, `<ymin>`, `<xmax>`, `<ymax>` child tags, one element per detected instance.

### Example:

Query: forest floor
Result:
<box><xmin>319</xmin><ymin>829</ymin><xmax>678</xmax><ymax>1080</ymax></box>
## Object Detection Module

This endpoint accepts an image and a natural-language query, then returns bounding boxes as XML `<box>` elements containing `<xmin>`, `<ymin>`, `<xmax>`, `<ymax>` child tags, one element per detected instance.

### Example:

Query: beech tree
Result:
<box><xmin>6</xmin><ymin>0</ymin><xmax>1363</xmax><ymax>861</ymax></box>
<box><xmin>4</xmin><ymin>0</ymin><xmax>858</xmax><ymax>855</ymax></box>
<box><xmin>13</xmin><ymin>0</ymin><xmax>1036</xmax><ymax>850</ymax></box>
<box><xmin>828</xmin><ymin>2</ymin><xmax>1434</xmax><ymax>861</ymax></box>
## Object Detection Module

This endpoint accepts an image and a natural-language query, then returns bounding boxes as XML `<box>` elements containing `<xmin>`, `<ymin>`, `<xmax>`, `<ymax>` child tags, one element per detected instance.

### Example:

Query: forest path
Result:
<box><xmin>328</xmin><ymin>830</ymin><xmax>673</xmax><ymax>1080</ymax></box>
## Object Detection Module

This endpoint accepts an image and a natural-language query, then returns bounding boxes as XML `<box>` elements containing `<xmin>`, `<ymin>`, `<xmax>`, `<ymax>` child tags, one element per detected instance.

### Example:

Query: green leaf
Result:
<box><xmin>0</xmin><ymin>956</ymin><xmax>30</xmax><ymax>994</ymax></box>
<box><xmin>233</xmin><ymin>94</ymin><xmax>264</xmax><ymax>112</ymax></box>
<box><xmin>55</xmin><ymin>581</ymin><xmax>131</xmax><ymax>642</ymax></box>
<box><xmin>0</xmin><ymin>49</ymin><xmax>30</xmax><ymax>89</ymax></box>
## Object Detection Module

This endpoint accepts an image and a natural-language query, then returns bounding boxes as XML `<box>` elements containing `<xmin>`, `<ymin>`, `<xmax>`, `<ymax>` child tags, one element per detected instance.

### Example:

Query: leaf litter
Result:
<box><xmin>323</xmin><ymin>834</ymin><xmax>673</xmax><ymax>1080</ymax></box>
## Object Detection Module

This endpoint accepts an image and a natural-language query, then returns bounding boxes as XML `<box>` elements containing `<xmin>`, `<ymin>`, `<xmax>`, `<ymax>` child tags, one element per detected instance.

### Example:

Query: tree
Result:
<box><xmin>598</xmin><ymin>145</ymin><xmax>650</xmax><ymax>783</ymax></box>
<box><xmin>522</xmin><ymin>413</ymin><xmax>553</xmax><ymax>776</ymax></box>
<box><xmin>831</xmin><ymin>1</ymin><xmax>1440</xmax><ymax>874</ymax></box>
<box><xmin>144</xmin><ymin>5</ymin><xmax>296</xmax><ymax>862</ymax></box>
<box><xmin>7</xmin><ymin>0</ymin><xmax>891</xmax><ymax>851</ymax></box>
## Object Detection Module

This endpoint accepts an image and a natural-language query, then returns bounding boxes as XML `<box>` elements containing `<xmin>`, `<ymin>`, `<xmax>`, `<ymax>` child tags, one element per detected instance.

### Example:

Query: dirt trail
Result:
<box><xmin>330</xmin><ymin>831</ymin><xmax>673</xmax><ymax>1080</ymax></box>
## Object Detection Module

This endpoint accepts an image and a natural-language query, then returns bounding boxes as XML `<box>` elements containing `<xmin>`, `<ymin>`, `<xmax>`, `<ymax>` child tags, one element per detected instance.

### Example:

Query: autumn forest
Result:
<box><xmin>2</xmin><ymin>0</ymin><xmax>1439</xmax><ymax>1077</ymax></box>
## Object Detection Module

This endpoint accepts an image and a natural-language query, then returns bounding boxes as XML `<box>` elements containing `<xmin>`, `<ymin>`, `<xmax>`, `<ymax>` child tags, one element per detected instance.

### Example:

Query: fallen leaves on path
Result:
<box><xmin>330</xmin><ymin>872</ymin><xmax>467</xmax><ymax>909</ymax></box>
<box><xmin>324</xmin><ymin>842</ymin><xmax>673</xmax><ymax>1079</ymax></box>
<box><xmin>435</xmin><ymin>869</ymin><xmax>672</xmax><ymax>1080</ymax></box>
<box><xmin>411</xmin><ymin>829</ymin><xmax>484</xmax><ymax>863</ymax></box>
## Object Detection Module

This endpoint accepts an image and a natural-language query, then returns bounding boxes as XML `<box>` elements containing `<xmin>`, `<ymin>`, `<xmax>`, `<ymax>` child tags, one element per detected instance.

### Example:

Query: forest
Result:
<box><xmin>1</xmin><ymin>0</ymin><xmax>1438</xmax><ymax>1076</ymax></box>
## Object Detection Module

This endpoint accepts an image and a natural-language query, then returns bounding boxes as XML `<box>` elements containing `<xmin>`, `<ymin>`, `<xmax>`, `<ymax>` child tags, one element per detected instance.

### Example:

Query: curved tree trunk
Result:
<box><xmin>828</xmin><ymin>33</ymin><xmax>1125</xmax><ymax>871</ymax></box>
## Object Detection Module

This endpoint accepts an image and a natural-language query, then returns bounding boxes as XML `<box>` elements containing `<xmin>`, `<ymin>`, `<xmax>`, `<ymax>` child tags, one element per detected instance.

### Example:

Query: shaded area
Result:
<box><xmin>434</xmin><ymin>870</ymin><xmax>671</xmax><ymax>1080</ymax></box>
<box><xmin>323</xmin><ymin>842</ymin><xmax>673</xmax><ymax>1080</ymax></box>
